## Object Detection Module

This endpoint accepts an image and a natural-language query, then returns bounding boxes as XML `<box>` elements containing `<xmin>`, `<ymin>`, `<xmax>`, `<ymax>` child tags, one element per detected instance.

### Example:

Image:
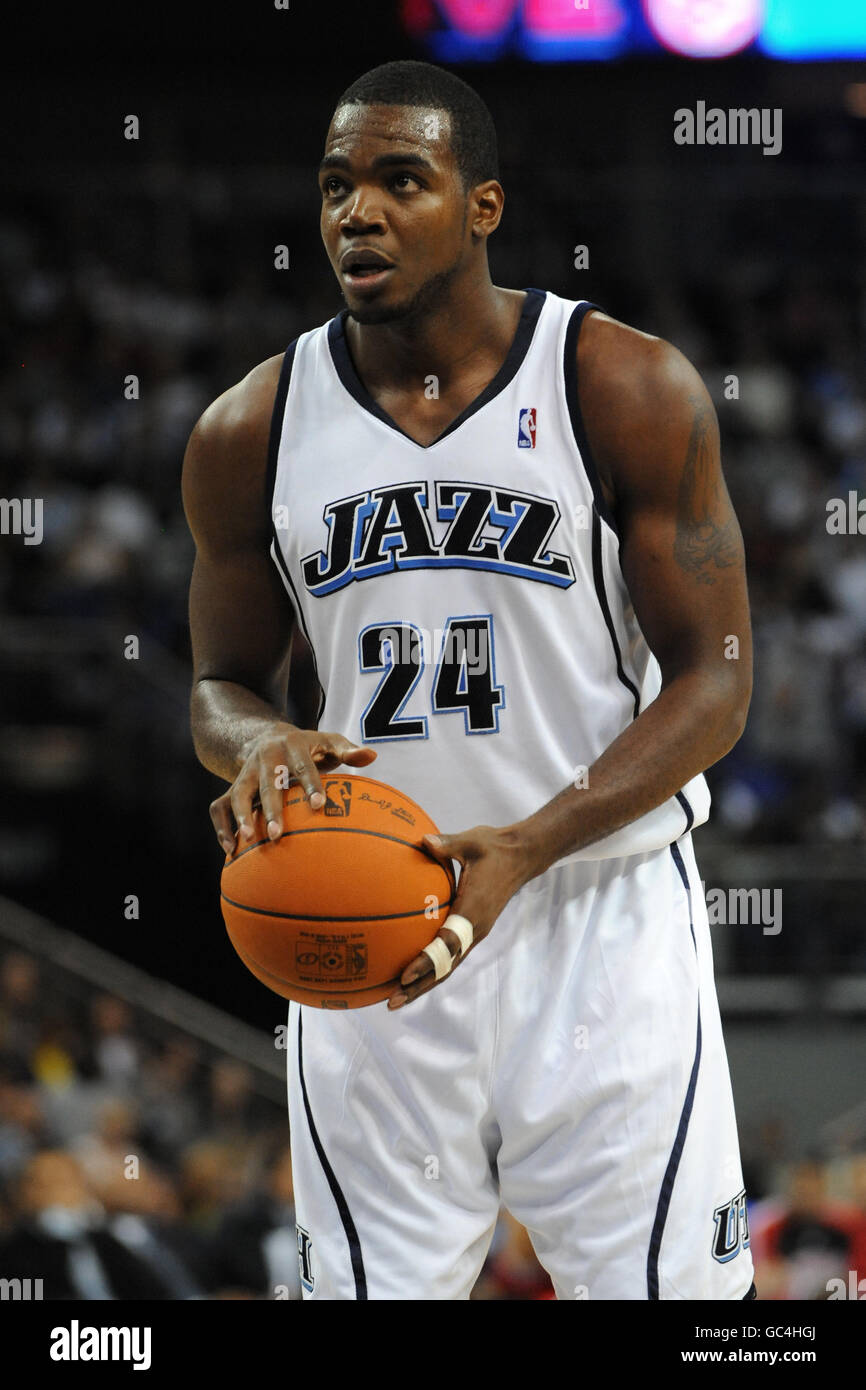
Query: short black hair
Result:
<box><xmin>334</xmin><ymin>59</ymin><xmax>499</xmax><ymax>191</ymax></box>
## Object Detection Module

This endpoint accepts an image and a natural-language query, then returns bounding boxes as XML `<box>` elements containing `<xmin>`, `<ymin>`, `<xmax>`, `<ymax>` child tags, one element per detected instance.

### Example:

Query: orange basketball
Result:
<box><xmin>220</xmin><ymin>773</ymin><xmax>457</xmax><ymax>1008</ymax></box>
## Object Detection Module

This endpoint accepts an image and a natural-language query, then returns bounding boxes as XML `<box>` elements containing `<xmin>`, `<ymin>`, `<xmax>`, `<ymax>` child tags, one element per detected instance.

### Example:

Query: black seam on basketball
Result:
<box><xmin>232</xmin><ymin>941</ymin><xmax>401</xmax><ymax>997</ymax></box>
<box><xmin>227</xmin><ymin>772</ymin><xmax>458</xmax><ymax>865</ymax></box>
<box><xmin>224</xmin><ymin>822</ymin><xmax>458</xmax><ymax>873</ymax></box>
<box><xmin>221</xmin><ymin>889</ymin><xmax>457</xmax><ymax>923</ymax></box>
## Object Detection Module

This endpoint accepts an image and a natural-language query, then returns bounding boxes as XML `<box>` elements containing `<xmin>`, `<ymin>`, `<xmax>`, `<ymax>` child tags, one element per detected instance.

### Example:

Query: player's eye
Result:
<box><xmin>391</xmin><ymin>173</ymin><xmax>422</xmax><ymax>191</ymax></box>
<box><xmin>321</xmin><ymin>176</ymin><xmax>346</xmax><ymax>196</ymax></box>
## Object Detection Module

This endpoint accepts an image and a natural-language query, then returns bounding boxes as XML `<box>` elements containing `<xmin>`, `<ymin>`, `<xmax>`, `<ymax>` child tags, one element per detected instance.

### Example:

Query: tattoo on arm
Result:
<box><xmin>673</xmin><ymin>396</ymin><xmax>739</xmax><ymax>585</ymax></box>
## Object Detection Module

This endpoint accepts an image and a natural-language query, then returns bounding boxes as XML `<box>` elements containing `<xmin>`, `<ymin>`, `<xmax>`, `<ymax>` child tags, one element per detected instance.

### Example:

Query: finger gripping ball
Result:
<box><xmin>220</xmin><ymin>773</ymin><xmax>456</xmax><ymax>1008</ymax></box>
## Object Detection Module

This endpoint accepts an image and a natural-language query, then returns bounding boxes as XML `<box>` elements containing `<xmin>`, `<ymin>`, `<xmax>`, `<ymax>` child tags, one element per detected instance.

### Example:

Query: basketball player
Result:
<box><xmin>182</xmin><ymin>60</ymin><xmax>756</xmax><ymax>1300</ymax></box>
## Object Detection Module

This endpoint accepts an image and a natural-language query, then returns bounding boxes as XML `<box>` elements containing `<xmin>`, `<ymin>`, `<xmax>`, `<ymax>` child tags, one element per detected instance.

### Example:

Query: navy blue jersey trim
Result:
<box><xmin>669</xmin><ymin>841</ymin><xmax>697</xmax><ymax>948</ymax></box>
<box><xmin>675</xmin><ymin>789</ymin><xmax>695</xmax><ymax>833</ymax></box>
<box><xmin>591</xmin><ymin>506</ymin><xmax>641</xmax><ymax>720</ymax></box>
<box><xmin>265</xmin><ymin>341</ymin><xmax>298</xmax><ymax>526</ymax></box>
<box><xmin>271</xmin><ymin>542</ymin><xmax>327</xmax><ymax>726</ymax></box>
<box><xmin>647</xmin><ymin>842</ymin><xmax>702</xmax><ymax>1300</ymax></box>
<box><xmin>590</xmin><ymin>507</ymin><xmax>698</xmax><ymax>833</ymax></box>
<box><xmin>297</xmin><ymin>1009</ymin><xmax>368</xmax><ymax>1299</ymax></box>
<box><xmin>269</xmin><ymin>338</ymin><xmax>326</xmax><ymax>725</ymax></box>
<box><xmin>327</xmin><ymin>288</ymin><xmax>546</xmax><ymax>449</ymax></box>
<box><xmin>563</xmin><ymin>300</ymin><xmax>618</xmax><ymax>536</ymax></box>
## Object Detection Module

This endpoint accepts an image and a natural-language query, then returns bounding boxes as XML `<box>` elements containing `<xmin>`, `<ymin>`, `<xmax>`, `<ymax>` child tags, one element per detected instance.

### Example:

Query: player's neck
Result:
<box><xmin>345</xmin><ymin>279</ymin><xmax>523</xmax><ymax>392</ymax></box>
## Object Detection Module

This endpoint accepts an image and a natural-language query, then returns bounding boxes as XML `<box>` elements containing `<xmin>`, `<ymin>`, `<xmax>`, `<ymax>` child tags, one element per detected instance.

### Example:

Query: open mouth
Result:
<box><xmin>340</xmin><ymin>250</ymin><xmax>395</xmax><ymax>289</ymax></box>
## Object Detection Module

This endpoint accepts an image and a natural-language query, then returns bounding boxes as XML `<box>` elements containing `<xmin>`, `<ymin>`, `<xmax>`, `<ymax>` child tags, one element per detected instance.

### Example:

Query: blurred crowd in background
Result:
<box><xmin>1</xmin><ymin>947</ymin><xmax>865</xmax><ymax>1300</ymax></box>
<box><xmin>0</xmin><ymin>945</ymin><xmax>555</xmax><ymax>1299</ymax></box>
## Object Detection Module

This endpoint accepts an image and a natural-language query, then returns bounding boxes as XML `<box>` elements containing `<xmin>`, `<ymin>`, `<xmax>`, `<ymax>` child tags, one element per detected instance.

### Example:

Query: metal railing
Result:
<box><xmin>0</xmin><ymin>895</ymin><xmax>285</xmax><ymax>1103</ymax></box>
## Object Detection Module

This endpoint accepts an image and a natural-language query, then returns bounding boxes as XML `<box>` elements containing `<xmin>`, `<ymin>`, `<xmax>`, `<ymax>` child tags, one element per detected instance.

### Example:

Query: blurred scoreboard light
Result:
<box><xmin>400</xmin><ymin>0</ymin><xmax>866</xmax><ymax>60</ymax></box>
<box><xmin>759</xmin><ymin>0</ymin><xmax>866</xmax><ymax>59</ymax></box>
<box><xmin>399</xmin><ymin>0</ymin><xmax>519</xmax><ymax>59</ymax></box>
<box><xmin>644</xmin><ymin>0</ymin><xmax>763</xmax><ymax>59</ymax></box>
<box><xmin>400</xmin><ymin>0</ymin><xmax>631</xmax><ymax>59</ymax></box>
<box><xmin>521</xmin><ymin>0</ymin><xmax>631</xmax><ymax>60</ymax></box>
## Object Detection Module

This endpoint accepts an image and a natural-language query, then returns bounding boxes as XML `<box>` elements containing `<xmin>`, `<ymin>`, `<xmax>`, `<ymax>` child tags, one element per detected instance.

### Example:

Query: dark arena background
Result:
<box><xmin>1</xmin><ymin>0</ymin><xmax>866</xmax><ymax>1346</ymax></box>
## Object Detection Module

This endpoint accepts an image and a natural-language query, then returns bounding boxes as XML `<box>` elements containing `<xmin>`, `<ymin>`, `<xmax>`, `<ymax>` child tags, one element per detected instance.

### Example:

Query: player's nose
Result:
<box><xmin>340</xmin><ymin>188</ymin><xmax>387</xmax><ymax>233</ymax></box>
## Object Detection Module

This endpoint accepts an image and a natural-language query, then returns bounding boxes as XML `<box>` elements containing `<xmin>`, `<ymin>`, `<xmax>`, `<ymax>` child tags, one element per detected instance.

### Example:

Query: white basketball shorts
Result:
<box><xmin>286</xmin><ymin>832</ymin><xmax>755</xmax><ymax>1300</ymax></box>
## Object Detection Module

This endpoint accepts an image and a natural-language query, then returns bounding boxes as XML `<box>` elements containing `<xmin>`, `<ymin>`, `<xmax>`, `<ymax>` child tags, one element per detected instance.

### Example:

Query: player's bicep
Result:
<box><xmin>615</xmin><ymin>368</ymin><xmax>751</xmax><ymax>686</ymax></box>
<box><xmin>181</xmin><ymin>355</ymin><xmax>293</xmax><ymax>701</ymax></box>
<box><xmin>188</xmin><ymin>546</ymin><xmax>294</xmax><ymax>700</ymax></box>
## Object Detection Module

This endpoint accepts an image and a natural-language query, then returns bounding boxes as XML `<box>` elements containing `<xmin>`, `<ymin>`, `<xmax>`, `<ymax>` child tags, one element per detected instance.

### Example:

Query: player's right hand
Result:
<box><xmin>209</xmin><ymin>725</ymin><xmax>377</xmax><ymax>855</ymax></box>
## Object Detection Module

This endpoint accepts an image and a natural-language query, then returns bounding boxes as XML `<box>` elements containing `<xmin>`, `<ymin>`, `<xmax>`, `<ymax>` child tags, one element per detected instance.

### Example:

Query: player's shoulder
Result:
<box><xmin>576</xmin><ymin>305</ymin><xmax>712</xmax><ymax>417</ymax></box>
<box><xmin>182</xmin><ymin>353</ymin><xmax>285</xmax><ymax>544</ymax></box>
<box><xmin>189</xmin><ymin>351</ymin><xmax>286</xmax><ymax>459</ymax></box>
<box><xmin>564</xmin><ymin>301</ymin><xmax>718</xmax><ymax>503</ymax></box>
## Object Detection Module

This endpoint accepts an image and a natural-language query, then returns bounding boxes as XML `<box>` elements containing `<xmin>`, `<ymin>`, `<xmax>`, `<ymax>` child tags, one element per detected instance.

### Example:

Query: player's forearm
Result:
<box><xmin>190</xmin><ymin>678</ymin><xmax>295</xmax><ymax>783</ymax></box>
<box><xmin>511</xmin><ymin>668</ymin><xmax>750</xmax><ymax>879</ymax></box>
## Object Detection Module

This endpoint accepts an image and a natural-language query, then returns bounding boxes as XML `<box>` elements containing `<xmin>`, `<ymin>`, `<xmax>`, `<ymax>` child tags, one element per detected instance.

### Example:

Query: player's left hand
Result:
<box><xmin>386</xmin><ymin>824</ymin><xmax>536</xmax><ymax>1010</ymax></box>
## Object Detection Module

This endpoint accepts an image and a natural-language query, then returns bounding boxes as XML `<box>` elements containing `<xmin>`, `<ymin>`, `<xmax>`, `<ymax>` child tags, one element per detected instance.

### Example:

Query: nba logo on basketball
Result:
<box><xmin>517</xmin><ymin>407</ymin><xmax>537</xmax><ymax>448</ymax></box>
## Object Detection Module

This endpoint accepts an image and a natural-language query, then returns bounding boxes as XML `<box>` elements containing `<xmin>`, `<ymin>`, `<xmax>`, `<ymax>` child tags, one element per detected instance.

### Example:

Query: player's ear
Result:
<box><xmin>469</xmin><ymin>180</ymin><xmax>504</xmax><ymax>241</ymax></box>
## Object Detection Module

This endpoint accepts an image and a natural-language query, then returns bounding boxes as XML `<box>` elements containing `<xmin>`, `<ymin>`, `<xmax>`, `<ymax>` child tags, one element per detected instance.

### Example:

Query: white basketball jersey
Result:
<box><xmin>268</xmin><ymin>288</ymin><xmax>709</xmax><ymax>861</ymax></box>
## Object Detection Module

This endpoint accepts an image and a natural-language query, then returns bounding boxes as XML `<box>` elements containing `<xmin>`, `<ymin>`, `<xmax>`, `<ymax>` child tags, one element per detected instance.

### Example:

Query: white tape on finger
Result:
<box><xmin>444</xmin><ymin>914</ymin><xmax>474</xmax><ymax>956</ymax></box>
<box><xmin>422</xmin><ymin>935</ymin><xmax>454</xmax><ymax>981</ymax></box>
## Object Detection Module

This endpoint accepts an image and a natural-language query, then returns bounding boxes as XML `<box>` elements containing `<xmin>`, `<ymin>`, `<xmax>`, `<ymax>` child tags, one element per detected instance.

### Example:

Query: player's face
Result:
<box><xmin>319</xmin><ymin>103</ymin><xmax>470</xmax><ymax>325</ymax></box>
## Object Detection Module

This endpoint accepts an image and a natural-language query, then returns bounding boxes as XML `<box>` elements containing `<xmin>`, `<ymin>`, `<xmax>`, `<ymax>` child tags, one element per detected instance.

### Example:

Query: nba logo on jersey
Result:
<box><xmin>517</xmin><ymin>407</ymin><xmax>537</xmax><ymax>448</ymax></box>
